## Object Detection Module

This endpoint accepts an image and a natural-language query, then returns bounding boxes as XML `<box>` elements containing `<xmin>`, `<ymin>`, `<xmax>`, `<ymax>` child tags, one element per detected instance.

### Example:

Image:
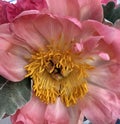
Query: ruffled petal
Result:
<box><xmin>55</xmin><ymin>18</ymin><xmax>81</xmax><ymax>50</ymax></box>
<box><xmin>79</xmin><ymin>84</ymin><xmax>120</xmax><ymax>124</ymax></box>
<box><xmin>78</xmin><ymin>0</ymin><xmax>103</xmax><ymax>21</ymax></box>
<box><xmin>33</xmin><ymin>14</ymin><xmax>63</xmax><ymax>45</ymax></box>
<box><xmin>45</xmin><ymin>98</ymin><xmax>81</xmax><ymax>124</ymax></box>
<box><xmin>88</xmin><ymin>61</ymin><xmax>120</xmax><ymax>96</ymax></box>
<box><xmin>46</xmin><ymin>0</ymin><xmax>80</xmax><ymax>19</ymax></box>
<box><xmin>46</xmin><ymin>0</ymin><xmax>103</xmax><ymax>21</ymax></box>
<box><xmin>0</xmin><ymin>24</ymin><xmax>29</xmax><ymax>81</ymax></box>
<box><xmin>0</xmin><ymin>52</ymin><xmax>27</xmax><ymax>81</ymax></box>
<box><xmin>10</xmin><ymin>10</ymin><xmax>49</xmax><ymax>51</ymax></box>
<box><xmin>82</xmin><ymin>20</ymin><xmax>120</xmax><ymax>62</ymax></box>
<box><xmin>11</xmin><ymin>95</ymin><xmax>47</xmax><ymax>124</ymax></box>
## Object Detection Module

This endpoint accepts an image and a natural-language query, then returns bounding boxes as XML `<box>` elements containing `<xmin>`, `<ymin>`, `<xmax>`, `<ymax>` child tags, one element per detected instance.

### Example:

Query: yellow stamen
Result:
<box><xmin>25</xmin><ymin>47</ymin><xmax>94</xmax><ymax>107</ymax></box>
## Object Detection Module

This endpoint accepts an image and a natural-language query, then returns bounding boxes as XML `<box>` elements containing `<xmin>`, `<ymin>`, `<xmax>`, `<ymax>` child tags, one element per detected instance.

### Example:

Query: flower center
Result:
<box><xmin>25</xmin><ymin>48</ymin><xmax>94</xmax><ymax>107</ymax></box>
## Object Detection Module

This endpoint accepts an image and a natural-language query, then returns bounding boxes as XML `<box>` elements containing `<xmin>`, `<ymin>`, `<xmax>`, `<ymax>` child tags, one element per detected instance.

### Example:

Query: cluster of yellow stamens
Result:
<box><xmin>25</xmin><ymin>47</ymin><xmax>94</xmax><ymax>107</ymax></box>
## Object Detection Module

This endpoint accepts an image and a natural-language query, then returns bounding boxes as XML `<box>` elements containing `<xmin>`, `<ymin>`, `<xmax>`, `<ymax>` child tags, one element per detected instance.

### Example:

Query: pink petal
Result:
<box><xmin>82</xmin><ymin>20</ymin><xmax>120</xmax><ymax>62</ymax></box>
<box><xmin>46</xmin><ymin>0</ymin><xmax>80</xmax><ymax>19</ymax></box>
<box><xmin>46</xmin><ymin>0</ymin><xmax>103</xmax><ymax>21</ymax></box>
<box><xmin>78</xmin><ymin>0</ymin><xmax>103</xmax><ymax>21</ymax></box>
<box><xmin>11</xmin><ymin>95</ymin><xmax>47</xmax><ymax>124</ymax></box>
<box><xmin>45</xmin><ymin>98</ymin><xmax>81</xmax><ymax>124</ymax></box>
<box><xmin>10</xmin><ymin>11</ymin><xmax>49</xmax><ymax>51</ymax></box>
<box><xmin>0</xmin><ymin>24</ymin><xmax>30</xmax><ymax>81</ymax></box>
<box><xmin>83</xmin><ymin>36</ymin><xmax>103</xmax><ymax>53</ymax></box>
<box><xmin>0</xmin><ymin>24</ymin><xmax>13</xmax><ymax>51</ymax></box>
<box><xmin>79</xmin><ymin>84</ymin><xmax>120</xmax><ymax>124</ymax></box>
<box><xmin>99</xmin><ymin>52</ymin><xmax>110</xmax><ymax>61</ymax></box>
<box><xmin>88</xmin><ymin>62</ymin><xmax>120</xmax><ymax>96</ymax></box>
<box><xmin>0</xmin><ymin>52</ymin><xmax>27</xmax><ymax>81</ymax></box>
<box><xmin>71</xmin><ymin>35</ymin><xmax>103</xmax><ymax>60</ymax></box>
<box><xmin>0</xmin><ymin>0</ymin><xmax>48</xmax><ymax>24</ymax></box>
<box><xmin>56</xmin><ymin>18</ymin><xmax>81</xmax><ymax>50</ymax></box>
<box><xmin>77</xmin><ymin>113</ymin><xmax>84</xmax><ymax>124</ymax></box>
<box><xmin>16</xmin><ymin>0</ymin><xmax>47</xmax><ymax>11</ymax></box>
<box><xmin>33</xmin><ymin>14</ymin><xmax>62</xmax><ymax>45</ymax></box>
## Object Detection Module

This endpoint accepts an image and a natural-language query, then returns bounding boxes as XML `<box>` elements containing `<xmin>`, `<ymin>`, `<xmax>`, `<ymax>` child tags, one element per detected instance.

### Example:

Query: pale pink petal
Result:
<box><xmin>11</xmin><ymin>95</ymin><xmax>47</xmax><ymax>124</ymax></box>
<box><xmin>11</xmin><ymin>11</ymin><xmax>63</xmax><ymax>50</ymax></box>
<box><xmin>72</xmin><ymin>36</ymin><xmax>103</xmax><ymax>60</ymax></box>
<box><xmin>82</xmin><ymin>20</ymin><xmax>120</xmax><ymax>62</ymax></box>
<box><xmin>77</xmin><ymin>113</ymin><xmax>84</xmax><ymax>124</ymax></box>
<box><xmin>46</xmin><ymin>0</ymin><xmax>80</xmax><ymax>19</ymax></box>
<box><xmin>82</xmin><ymin>36</ymin><xmax>103</xmax><ymax>53</ymax></box>
<box><xmin>78</xmin><ymin>0</ymin><xmax>103</xmax><ymax>21</ymax></box>
<box><xmin>46</xmin><ymin>0</ymin><xmax>103</xmax><ymax>21</ymax></box>
<box><xmin>0</xmin><ymin>24</ymin><xmax>13</xmax><ymax>51</ymax></box>
<box><xmin>0</xmin><ymin>24</ymin><xmax>31</xmax><ymax>81</ymax></box>
<box><xmin>0</xmin><ymin>52</ymin><xmax>27</xmax><ymax>81</ymax></box>
<box><xmin>79</xmin><ymin>84</ymin><xmax>120</xmax><ymax>124</ymax></box>
<box><xmin>72</xmin><ymin>42</ymin><xmax>83</xmax><ymax>53</ymax></box>
<box><xmin>55</xmin><ymin>18</ymin><xmax>81</xmax><ymax>50</ymax></box>
<box><xmin>10</xmin><ymin>11</ymin><xmax>49</xmax><ymax>51</ymax></box>
<box><xmin>88</xmin><ymin>62</ymin><xmax>120</xmax><ymax>95</ymax></box>
<box><xmin>45</xmin><ymin>98</ymin><xmax>81</xmax><ymax>124</ymax></box>
<box><xmin>33</xmin><ymin>14</ymin><xmax>62</xmax><ymax>44</ymax></box>
<box><xmin>99</xmin><ymin>52</ymin><xmax>110</xmax><ymax>60</ymax></box>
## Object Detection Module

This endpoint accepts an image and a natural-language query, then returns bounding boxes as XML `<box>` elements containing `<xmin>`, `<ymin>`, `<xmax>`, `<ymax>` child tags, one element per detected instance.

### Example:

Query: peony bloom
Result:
<box><xmin>0</xmin><ymin>0</ymin><xmax>120</xmax><ymax>124</ymax></box>
<box><xmin>0</xmin><ymin>0</ymin><xmax>47</xmax><ymax>24</ymax></box>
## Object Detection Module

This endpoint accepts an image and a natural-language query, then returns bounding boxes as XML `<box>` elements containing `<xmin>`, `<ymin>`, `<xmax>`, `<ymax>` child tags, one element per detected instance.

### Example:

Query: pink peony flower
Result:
<box><xmin>0</xmin><ymin>0</ymin><xmax>120</xmax><ymax>124</ymax></box>
<box><xmin>0</xmin><ymin>0</ymin><xmax>47</xmax><ymax>24</ymax></box>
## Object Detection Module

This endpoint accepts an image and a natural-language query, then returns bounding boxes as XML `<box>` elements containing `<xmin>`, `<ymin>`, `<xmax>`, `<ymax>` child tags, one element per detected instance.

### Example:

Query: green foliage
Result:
<box><xmin>0</xmin><ymin>76</ymin><xmax>31</xmax><ymax>119</ymax></box>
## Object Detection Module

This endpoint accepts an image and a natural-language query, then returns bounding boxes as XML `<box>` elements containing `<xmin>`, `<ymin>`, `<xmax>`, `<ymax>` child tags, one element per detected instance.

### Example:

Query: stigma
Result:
<box><xmin>25</xmin><ymin>47</ymin><xmax>94</xmax><ymax>107</ymax></box>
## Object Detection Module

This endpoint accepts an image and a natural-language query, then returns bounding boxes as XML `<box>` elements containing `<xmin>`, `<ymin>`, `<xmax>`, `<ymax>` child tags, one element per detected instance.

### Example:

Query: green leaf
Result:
<box><xmin>0</xmin><ymin>76</ymin><xmax>31</xmax><ymax>119</ymax></box>
<box><xmin>103</xmin><ymin>2</ymin><xmax>120</xmax><ymax>23</ymax></box>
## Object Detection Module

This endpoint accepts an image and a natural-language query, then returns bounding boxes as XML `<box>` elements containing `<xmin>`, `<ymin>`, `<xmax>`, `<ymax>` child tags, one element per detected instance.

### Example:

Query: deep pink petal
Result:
<box><xmin>0</xmin><ymin>0</ymin><xmax>47</xmax><ymax>24</ymax></box>
<box><xmin>79</xmin><ymin>84</ymin><xmax>120</xmax><ymax>124</ymax></box>
<box><xmin>16</xmin><ymin>0</ymin><xmax>47</xmax><ymax>11</ymax></box>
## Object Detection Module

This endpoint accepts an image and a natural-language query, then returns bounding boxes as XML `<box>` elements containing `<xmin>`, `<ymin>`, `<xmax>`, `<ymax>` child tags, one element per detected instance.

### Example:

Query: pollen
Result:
<box><xmin>25</xmin><ymin>47</ymin><xmax>94</xmax><ymax>107</ymax></box>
